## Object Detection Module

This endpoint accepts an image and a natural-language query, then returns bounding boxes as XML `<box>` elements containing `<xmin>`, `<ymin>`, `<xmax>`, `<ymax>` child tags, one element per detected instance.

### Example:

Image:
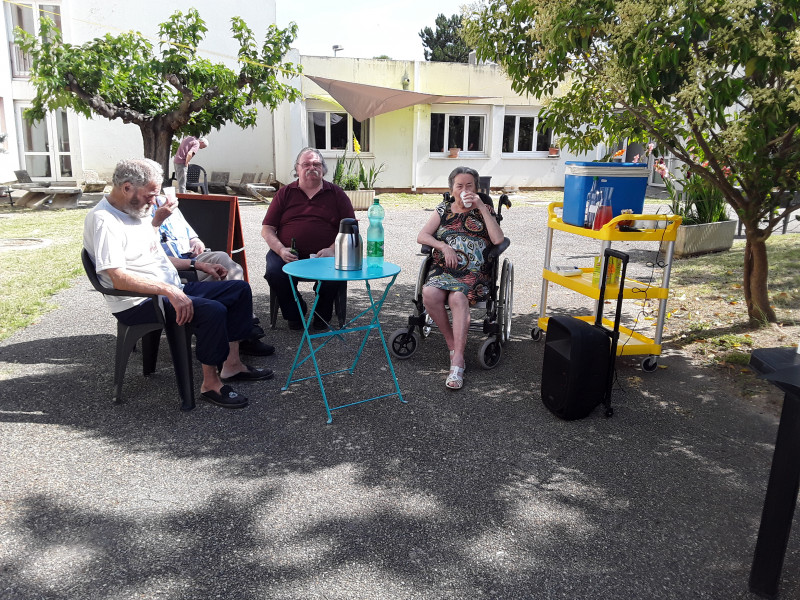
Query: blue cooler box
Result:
<box><xmin>562</xmin><ymin>161</ymin><xmax>649</xmax><ymax>226</ymax></box>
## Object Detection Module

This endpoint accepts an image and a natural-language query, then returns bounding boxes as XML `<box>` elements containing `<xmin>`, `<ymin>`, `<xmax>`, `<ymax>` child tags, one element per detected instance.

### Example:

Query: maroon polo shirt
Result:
<box><xmin>262</xmin><ymin>180</ymin><xmax>356</xmax><ymax>259</ymax></box>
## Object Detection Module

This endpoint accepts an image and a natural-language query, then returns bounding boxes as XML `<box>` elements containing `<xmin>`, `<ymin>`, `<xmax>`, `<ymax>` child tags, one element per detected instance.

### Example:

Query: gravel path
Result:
<box><xmin>0</xmin><ymin>198</ymin><xmax>796</xmax><ymax>599</ymax></box>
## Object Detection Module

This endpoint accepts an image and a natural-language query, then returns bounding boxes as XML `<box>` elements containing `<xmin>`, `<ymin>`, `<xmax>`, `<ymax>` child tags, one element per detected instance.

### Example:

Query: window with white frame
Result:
<box><xmin>5</xmin><ymin>2</ymin><xmax>62</xmax><ymax>78</ymax></box>
<box><xmin>502</xmin><ymin>114</ymin><xmax>552</xmax><ymax>153</ymax></box>
<box><xmin>307</xmin><ymin>110</ymin><xmax>371</xmax><ymax>152</ymax></box>
<box><xmin>430</xmin><ymin>113</ymin><xmax>486</xmax><ymax>154</ymax></box>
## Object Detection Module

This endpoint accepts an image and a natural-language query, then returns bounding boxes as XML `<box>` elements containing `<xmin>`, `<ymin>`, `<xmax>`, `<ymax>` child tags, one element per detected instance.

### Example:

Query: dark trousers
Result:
<box><xmin>264</xmin><ymin>250</ymin><xmax>342</xmax><ymax>323</ymax></box>
<box><xmin>115</xmin><ymin>280</ymin><xmax>253</xmax><ymax>366</ymax></box>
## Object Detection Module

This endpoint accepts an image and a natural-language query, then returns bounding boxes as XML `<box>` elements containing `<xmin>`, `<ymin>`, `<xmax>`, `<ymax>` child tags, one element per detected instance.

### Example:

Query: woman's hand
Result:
<box><xmin>474</xmin><ymin>196</ymin><xmax>493</xmax><ymax>216</ymax></box>
<box><xmin>440</xmin><ymin>244</ymin><xmax>458</xmax><ymax>269</ymax></box>
<box><xmin>459</xmin><ymin>190</ymin><xmax>480</xmax><ymax>210</ymax></box>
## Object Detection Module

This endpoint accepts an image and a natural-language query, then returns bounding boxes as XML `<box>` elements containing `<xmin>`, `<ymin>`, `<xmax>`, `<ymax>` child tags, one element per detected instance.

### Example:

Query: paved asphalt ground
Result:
<box><xmin>1</xmin><ymin>196</ymin><xmax>798</xmax><ymax>599</ymax></box>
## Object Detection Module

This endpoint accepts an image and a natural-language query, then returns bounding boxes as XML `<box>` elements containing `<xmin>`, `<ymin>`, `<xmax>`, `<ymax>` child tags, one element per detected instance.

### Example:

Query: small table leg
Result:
<box><xmin>749</xmin><ymin>391</ymin><xmax>800</xmax><ymax>599</ymax></box>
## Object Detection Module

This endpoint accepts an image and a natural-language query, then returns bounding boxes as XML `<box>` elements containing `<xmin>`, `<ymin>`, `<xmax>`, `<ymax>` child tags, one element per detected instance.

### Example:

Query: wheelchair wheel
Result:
<box><xmin>478</xmin><ymin>336</ymin><xmax>503</xmax><ymax>369</ymax></box>
<box><xmin>414</xmin><ymin>255</ymin><xmax>433</xmax><ymax>300</ymax></box>
<box><xmin>389</xmin><ymin>328</ymin><xmax>419</xmax><ymax>359</ymax></box>
<box><xmin>497</xmin><ymin>259</ymin><xmax>514</xmax><ymax>344</ymax></box>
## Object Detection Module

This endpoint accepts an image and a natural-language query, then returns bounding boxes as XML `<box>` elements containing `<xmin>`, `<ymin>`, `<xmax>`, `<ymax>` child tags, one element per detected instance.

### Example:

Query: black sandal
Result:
<box><xmin>200</xmin><ymin>385</ymin><xmax>249</xmax><ymax>409</ymax></box>
<box><xmin>221</xmin><ymin>365</ymin><xmax>274</xmax><ymax>383</ymax></box>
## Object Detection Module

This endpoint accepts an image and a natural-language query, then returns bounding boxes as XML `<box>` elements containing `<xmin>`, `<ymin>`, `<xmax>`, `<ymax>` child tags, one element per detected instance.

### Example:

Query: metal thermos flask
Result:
<box><xmin>334</xmin><ymin>218</ymin><xmax>363</xmax><ymax>270</ymax></box>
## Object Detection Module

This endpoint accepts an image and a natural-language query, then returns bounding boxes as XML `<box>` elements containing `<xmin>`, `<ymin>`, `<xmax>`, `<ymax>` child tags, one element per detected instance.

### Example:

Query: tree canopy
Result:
<box><xmin>420</xmin><ymin>13</ymin><xmax>472</xmax><ymax>62</ymax></box>
<box><xmin>463</xmin><ymin>0</ymin><xmax>800</xmax><ymax>324</ymax></box>
<box><xmin>16</xmin><ymin>9</ymin><xmax>302</xmax><ymax>176</ymax></box>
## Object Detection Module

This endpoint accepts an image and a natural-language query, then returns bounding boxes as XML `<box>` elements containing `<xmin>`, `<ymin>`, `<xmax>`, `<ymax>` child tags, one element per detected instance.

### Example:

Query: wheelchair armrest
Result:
<box><xmin>420</xmin><ymin>244</ymin><xmax>433</xmax><ymax>255</ymax></box>
<box><xmin>487</xmin><ymin>237</ymin><xmax>511</xmax><ymax>259</ymax></box>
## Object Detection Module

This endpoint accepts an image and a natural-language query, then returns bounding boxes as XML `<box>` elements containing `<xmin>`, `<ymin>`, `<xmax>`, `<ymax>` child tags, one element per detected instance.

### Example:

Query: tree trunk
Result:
<box><xmin>140</xmin><ymin>120</ymin><xmax>177</xmax><ymax>185</ymax></box>
<box><xmin>742</xmin><ymin>233</ymin><xmax>777</xmax><ymax>325</ymax></box>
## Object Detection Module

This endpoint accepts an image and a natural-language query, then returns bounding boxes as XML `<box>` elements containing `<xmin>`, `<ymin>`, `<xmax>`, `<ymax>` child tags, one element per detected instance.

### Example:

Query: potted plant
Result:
<box><xmin>448</xmin><ymin>147</ymin><xmax>460</xmax><ymax>158</ymax></box>
<box><xmin>655</xmin><ymin>158</ymin><xmax>736</xmax><ymax>257</ymax></box>
<box><xmin>332</xmin><ymin>137</ymin><xmax>385</xmax><ymax>209</ymax></box>
<box><xmin>548</xmin><ymin>139</ymin><xmax>560</xmax><ymax>157</ymax></box>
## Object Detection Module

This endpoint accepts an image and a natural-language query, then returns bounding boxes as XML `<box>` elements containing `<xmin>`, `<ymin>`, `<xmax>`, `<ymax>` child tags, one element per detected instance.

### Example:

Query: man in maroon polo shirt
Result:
<box><xmin>261</xmin><ymin>147</ymin><xmax>356</xmax><ymax>330</ymax></box>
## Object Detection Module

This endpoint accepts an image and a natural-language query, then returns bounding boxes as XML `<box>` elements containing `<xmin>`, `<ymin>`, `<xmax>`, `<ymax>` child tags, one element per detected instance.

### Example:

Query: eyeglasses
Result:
<box><xmin>298</xmin><ymin>161</ymin><xmax>323</xmax><ymax>169</ymax></box>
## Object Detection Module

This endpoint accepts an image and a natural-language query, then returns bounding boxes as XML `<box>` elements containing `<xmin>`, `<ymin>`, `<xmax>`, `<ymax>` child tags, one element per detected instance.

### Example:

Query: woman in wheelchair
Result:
<box><xmin>416</xmin><ymin>167</ymin><xmax>506</xmax><ymax>390</ymax></box>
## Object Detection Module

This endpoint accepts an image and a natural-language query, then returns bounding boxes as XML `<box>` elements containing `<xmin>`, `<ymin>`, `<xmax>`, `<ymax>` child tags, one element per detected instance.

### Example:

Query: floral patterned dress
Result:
<box><xmin>424</xmin><ymin>199</ymin><xmax>496</xmax><ymax>305</ymax></box>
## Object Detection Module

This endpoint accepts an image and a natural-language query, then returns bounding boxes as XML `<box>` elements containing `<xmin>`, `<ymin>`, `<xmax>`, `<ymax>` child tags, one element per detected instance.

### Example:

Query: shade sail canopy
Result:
<box><xmin>304</xmin><ymin>75</ymin><xmax>493</xmax><ymax>121</ymax></box>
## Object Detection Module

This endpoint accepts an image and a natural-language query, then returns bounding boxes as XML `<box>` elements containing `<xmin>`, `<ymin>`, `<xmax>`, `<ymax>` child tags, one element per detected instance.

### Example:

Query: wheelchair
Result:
<box><xmin>388</xmin><ymin>192</ymin><xmax>514</xmax><ymax>369</ymax></box>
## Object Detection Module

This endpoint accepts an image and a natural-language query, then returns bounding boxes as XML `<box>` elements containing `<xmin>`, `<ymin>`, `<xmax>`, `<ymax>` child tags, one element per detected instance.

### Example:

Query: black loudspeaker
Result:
<box><xmin>541</xmin><ymin>315</ymin><xmax>611</xmax><ymax>420</ymax></box>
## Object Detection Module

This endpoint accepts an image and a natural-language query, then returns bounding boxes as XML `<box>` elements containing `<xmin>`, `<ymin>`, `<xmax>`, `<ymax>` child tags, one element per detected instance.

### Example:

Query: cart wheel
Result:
<box><xmin>641</xmin><ymin>356</ymin><xmax>658</xmax><ymax>372</ymax></box>
<box><xmin>498</xmin><ymin>259</ymin><xmax>514</xmax><ymax>344</ymax></box>
<box><xmin>389</xmin><ymin>328</ymin><xmax>419</xmax><ymax>359</ymax></box>
<box><xmin>531</xmin><ymin>327</ymin><xmax>543</xmax><ymax>342</ymax></box>
<box><xmin>478</xmin><ymin>337</ymin><xmax>503</xmax><ymax>369</ymax></box>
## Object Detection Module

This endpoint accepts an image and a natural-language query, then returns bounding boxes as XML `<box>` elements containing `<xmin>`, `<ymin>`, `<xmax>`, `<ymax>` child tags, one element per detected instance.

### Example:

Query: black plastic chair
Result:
<box><xmin>186</xmin><ymin>164</ymin><xmax>209</xmax><ymax>195</ymax></box>
<box><xmin>81</xmin><ymin>249</ymin><xmax>196</xmax><ymax>411</ymax></box>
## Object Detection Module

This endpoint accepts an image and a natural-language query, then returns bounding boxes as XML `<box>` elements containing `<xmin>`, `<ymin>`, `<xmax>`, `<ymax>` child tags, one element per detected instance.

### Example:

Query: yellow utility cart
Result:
<box><xmin>531</xmin><ymin>202</ymin><xmax>682</xmax><ymax>372</ymax></box>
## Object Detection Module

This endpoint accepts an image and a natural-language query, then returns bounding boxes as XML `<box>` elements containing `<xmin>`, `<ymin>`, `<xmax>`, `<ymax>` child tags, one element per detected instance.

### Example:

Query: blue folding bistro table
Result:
<box><xmin>282</xmin><ymin>257</ymin><xmax>406</xmax><ymax>423</ymax></box>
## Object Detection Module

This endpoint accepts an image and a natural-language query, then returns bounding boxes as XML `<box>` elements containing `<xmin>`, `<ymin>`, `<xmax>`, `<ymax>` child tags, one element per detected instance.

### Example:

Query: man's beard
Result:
<box><xmin>123</xmin><ymin>202</ymin><xmax>149</xmax><ymax>219</ymax></box>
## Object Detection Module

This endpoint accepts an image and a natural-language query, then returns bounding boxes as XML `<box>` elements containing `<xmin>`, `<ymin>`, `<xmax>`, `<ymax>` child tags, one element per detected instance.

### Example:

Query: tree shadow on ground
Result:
<box><xmin>2</xmin><ymin>282</ymin><xmax>798</xmax><ymax>598</ymax></box>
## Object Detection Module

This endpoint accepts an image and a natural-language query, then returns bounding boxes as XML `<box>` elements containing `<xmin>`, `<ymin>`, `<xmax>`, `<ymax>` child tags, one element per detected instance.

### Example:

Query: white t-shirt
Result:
<box><xmin>83</xmin><ymin>197</ymin><xmax>182</xmax><ymax>313</ymax></box>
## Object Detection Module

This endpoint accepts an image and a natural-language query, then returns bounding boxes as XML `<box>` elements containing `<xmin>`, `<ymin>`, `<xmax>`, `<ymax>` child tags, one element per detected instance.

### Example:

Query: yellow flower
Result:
<box><xmin>353</xmin><ymin>136</ymin><xmax>361</xmax><ymax>155</ymax></box>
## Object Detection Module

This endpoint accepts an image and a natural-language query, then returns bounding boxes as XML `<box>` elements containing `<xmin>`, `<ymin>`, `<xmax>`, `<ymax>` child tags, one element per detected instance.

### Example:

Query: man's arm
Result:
<box><xmin>104</xmin><ymin>266</ymin><xmax>194</xmax><ymax>325</ymax></box>
<box><xmin>151</xmin><ymin>198</ymin><xmax>178</xmax><ymax>228</ymax></box>
<box><xmin>168</xmin><ymin>255</ymin><xmax>225</xmax><ymax>280</ymax></box>
<box><xmin>261</xmin><ymin>225</ymin><xmax>297</xmax><ymax>262</ymax></box>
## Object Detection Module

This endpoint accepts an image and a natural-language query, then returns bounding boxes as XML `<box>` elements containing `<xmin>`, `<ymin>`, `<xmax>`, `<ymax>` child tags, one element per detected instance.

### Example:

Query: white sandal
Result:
<box><xmin>449</xmin><ymin>350</ymin><xmax>466</xmax><ymax>372</ymax></box>
<box><xmin>446</xmin><ymin>364</ymin><xmax>465</xmax><ymax>390</ymax></box>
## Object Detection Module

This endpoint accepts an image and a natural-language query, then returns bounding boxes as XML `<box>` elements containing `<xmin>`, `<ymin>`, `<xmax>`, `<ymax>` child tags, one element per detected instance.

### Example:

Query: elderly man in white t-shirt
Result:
<box><xmin>83</xmin><ymin>158</ymin><xmax>273</xmax><ymax>409</ymax></box>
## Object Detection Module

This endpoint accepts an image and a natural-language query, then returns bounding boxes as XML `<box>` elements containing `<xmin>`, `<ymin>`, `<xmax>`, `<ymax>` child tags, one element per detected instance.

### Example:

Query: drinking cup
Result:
<box><xmin>163</xmin><ymin>186</ymin><xmax>177</xmax><ymax>204</ymax></box>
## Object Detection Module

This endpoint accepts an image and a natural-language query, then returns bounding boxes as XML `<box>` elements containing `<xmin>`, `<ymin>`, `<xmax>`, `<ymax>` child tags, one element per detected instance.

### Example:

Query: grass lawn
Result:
<box><xmin>0</xmin><ymin>208</ymin><xmax>87</xmax><ymax>341</ymax></box>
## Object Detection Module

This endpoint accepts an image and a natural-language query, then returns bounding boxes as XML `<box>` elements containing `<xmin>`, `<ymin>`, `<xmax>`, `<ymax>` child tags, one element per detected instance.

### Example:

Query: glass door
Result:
<box><xmin>15</xmin><ymin>104</ymin><xmax>72</xmax><ymax>180</ymax></box>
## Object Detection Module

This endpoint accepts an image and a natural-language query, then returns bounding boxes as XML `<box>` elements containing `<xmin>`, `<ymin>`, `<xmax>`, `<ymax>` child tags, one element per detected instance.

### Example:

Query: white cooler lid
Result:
<box><xmin>565</xmin><ymin>163</ymin><xmax>649</xmax><ymax>178</ymax></box>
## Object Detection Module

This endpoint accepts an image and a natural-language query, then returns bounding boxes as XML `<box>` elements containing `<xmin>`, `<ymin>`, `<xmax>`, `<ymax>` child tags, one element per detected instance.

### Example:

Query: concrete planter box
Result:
<box><xmin>345</xmin><ymin>189</ymin><xmax>375</xmax><ymax>210</ymax></box>
<box><xmin>661</xmin><ymin>219</ymin><xmax>737</xmax><ymax>258</ymax></box>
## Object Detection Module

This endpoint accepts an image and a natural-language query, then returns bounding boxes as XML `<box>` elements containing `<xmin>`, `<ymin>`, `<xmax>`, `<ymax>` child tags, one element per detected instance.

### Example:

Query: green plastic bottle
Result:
<box><xmin>366</xmin><ymin>198</ymin><xmax>385</xmax><ymax>268</ymax></box>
